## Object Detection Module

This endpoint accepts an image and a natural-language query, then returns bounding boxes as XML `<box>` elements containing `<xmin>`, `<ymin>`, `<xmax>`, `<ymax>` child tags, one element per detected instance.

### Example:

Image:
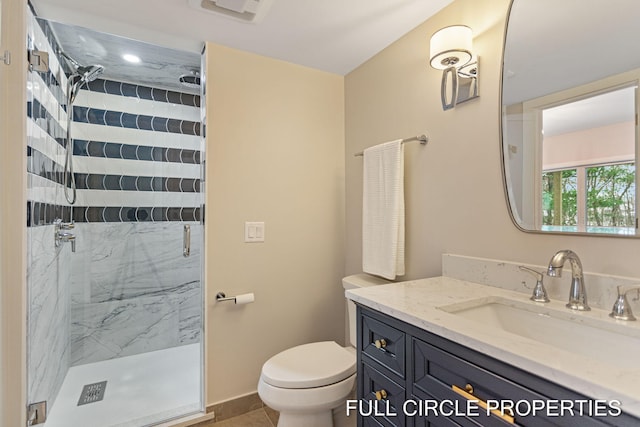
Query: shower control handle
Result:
<box><xmin>59</xmin><ymin>221</ymin><xmax>74</xmax><ymax>230</ymax></box>
<box><xmin>54</xmin><ymin>219</ymin><xmax>76</xmax><ymax>253</ymax></box>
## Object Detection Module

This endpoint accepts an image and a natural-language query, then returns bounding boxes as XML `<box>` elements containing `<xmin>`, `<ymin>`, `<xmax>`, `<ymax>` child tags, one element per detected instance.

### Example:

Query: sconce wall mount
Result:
<box><xmin>430</xmin><ymin>25</ymin><xmax>479</xmax><ymax>110</ymax></box>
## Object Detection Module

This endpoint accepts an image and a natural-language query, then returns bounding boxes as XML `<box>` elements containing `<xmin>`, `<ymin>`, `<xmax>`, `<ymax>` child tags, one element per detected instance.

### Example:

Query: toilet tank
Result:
<box><xmin>342</xmin><ymin>274</ymin><xmax>391</xmax><ymax>348</ymax></box>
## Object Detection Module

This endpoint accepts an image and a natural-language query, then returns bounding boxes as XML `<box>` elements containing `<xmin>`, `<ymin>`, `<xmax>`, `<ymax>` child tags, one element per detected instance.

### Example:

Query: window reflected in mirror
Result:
<box><xmin>540</xmin><ymin>87</ymin><xmax>636</xmax><ymax>235</ymax></box>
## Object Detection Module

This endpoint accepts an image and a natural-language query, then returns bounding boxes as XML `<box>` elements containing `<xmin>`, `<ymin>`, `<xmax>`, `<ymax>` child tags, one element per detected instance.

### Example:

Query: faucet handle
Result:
<box><xmin>59</xmin><ymin>221</ymin><xmax>75</xmax><ymax>230</ymax></box>
<box><xmin>609</xmin><ymin>284</ymin><xmax>640</xmax><ymax>321</ymax></box>
<box><xmin>519</xmin><ymin>266</ymin><xmax>550</xmax><ymax>303</ymax></box>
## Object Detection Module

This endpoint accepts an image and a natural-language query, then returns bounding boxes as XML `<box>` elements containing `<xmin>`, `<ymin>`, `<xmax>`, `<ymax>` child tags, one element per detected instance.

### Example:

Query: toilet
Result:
<box><xmin>257</xmin><ymin>274</ymin><xmax>390</xmax><ymax>427</ymax></box>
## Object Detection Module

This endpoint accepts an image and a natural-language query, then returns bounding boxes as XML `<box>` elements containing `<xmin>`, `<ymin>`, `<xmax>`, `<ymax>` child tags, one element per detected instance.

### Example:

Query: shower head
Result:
<box><xmin>62</xmin><ymin>53</ymin><xmax>104</xmax><ymax>104</ymax></box>
<box><xmin>68</xmin><ymin>64</ymin><xmax>104</xmax><ymax>104</ymax></box>
<box><xmin>59</xmin><ymin>50</ymin><xmax>104</xmax><ymax>96</ymax></box>
<box><xmin>179</xmin><ymin>71</ymin><xmax>201</xmax><ymax>89</ymax></box>
<box><xmin>77</xmin><ymin>64</ymin><xmax>105</xmax><ymax>83</ymax></box>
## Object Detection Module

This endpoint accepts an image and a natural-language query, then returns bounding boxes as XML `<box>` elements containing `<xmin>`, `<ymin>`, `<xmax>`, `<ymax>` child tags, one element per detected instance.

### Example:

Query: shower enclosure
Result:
<box><xmin>26</xmin><ymin>10</ymin><xmax>205</xmax><ymax>427</ymax></box>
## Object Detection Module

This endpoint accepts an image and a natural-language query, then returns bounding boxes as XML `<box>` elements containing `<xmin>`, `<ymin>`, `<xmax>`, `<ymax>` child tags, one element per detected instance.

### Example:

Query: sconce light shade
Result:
<box><xmin>429</xmin><ymin>25</ymin><xmax>473</xmax><ymax>70</ymax></box>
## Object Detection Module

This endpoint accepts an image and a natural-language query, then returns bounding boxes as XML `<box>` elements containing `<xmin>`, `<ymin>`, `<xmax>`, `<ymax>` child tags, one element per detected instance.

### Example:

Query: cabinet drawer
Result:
<box><xmin>409</xmin><ymin>397</ymin><xmax>466</xmax><ymax>427</ymax></box>
<box><xmin>361</xmin><ymin>313</ymin><xmax>406</xmax><ymax>378</ymax></box>
<box><xmin>361</xmin><ymin>362</ymin><xmax>406</xmax><ymax>427</ymax></box>
<box><xmin>412</xmin><ymin>337</ymin><xmax>616</xmax><ymax>427</ymax></box>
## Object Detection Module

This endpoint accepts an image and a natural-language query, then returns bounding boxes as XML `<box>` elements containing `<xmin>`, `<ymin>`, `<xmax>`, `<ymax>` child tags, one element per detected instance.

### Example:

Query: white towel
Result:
<box><xmin>362</xmin><ymin>139</ymin><xmax>405</xmax><ymax>280</ymax></box>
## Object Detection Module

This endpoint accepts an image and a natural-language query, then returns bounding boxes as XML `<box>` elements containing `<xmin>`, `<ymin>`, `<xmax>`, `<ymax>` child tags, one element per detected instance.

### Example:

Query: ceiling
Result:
<box><xmin>543</xmin><ymin>86</ymin><xmax>636</xmax><ymax>137</ymax></box>
<box><xmin>41</xmin><ymin>18</ymin><xmax>203</xmax><ymax>94</ymax></box>
<box><xmin>31</xmin><ymin>0</ymin><xmax>453</xmax><ymax>76</ymax></box>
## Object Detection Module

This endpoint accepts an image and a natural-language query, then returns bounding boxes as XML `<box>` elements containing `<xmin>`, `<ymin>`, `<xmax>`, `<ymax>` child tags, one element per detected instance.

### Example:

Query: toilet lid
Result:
<box><xmin>261</xmin><ymin>341</ymin><xmax>356</xmax><ymax>389</ymax></box>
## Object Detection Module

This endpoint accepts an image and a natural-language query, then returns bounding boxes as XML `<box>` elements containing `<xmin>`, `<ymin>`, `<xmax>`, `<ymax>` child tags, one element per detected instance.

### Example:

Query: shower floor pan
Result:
<box><xmin>44</xmin><ymin>343</ymin><xmax>201</xmax><ymax>427</ymax></box>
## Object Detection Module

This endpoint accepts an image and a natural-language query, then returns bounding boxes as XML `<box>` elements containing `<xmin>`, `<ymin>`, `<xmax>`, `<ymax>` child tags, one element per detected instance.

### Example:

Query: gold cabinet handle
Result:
<box><xmin>451</xmin><ymin>384</ymin><xmax>514</xmax><ymax>424</ymax></box>
<box><xmin>374</xmin><ymin>338</ymin><xmax>387</xmax><ymax>349</ymax></box>
<box><xmin>374</xmin><ymin>389</ymin><xmax>388</xmax><ymax>401</ymax></box>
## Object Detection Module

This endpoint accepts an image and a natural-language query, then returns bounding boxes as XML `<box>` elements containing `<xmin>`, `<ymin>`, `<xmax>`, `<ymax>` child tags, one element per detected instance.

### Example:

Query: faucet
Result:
<box><xmin>54</xmin><ymin>219</ymin><xmax>76</xmax><ymax>252</ymax></box>
<box><xmin>547</xmin><ymin>249</ymin><xmax>590</xmax><ymax>311</ymax></box>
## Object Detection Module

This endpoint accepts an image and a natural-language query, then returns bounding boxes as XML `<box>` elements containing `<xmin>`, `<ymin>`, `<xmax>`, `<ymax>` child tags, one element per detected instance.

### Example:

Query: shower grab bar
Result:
<box><xmin>183</xmin><ymin>225</ymin><xmax>191</xmax><ymax>257</ymax></box>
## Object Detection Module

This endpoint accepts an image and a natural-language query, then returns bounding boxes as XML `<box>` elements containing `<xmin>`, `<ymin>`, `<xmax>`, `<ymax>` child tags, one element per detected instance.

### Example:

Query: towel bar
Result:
<box><xmin>354</xmin><ymin>134</ymin><xmax>428</xmax><ymax>157</ymax></box>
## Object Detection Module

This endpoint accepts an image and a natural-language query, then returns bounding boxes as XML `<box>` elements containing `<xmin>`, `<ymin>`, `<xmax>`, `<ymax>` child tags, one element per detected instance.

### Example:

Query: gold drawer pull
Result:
<box><xmin>451</xmin><ymin>384</ymin><xmax>514</xmax><ymax>424</ymax></box>
<box><xmin>374</xmin><ymin>389</ymin><xmax>388</xmax><ymax>401</ymax></box>
<box><xmin>374</xmin><ymin>339</ymin><xmax>387</xmax><ymax>349</ymax></box>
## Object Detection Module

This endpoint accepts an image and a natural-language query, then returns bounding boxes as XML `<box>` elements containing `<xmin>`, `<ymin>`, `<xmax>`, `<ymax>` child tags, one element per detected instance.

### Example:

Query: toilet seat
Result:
<box><xmin>261</xmin><ymin>341</ymin><xmax>356</xmax><ymax>389</ymax></box>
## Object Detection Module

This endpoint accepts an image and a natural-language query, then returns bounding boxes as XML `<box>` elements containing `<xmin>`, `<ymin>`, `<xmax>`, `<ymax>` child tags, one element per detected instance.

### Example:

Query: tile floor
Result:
<box><xmin>198</xmin><ymin>401</ymin><xmax>356</xmax><ymax>427</ymax></box>
<box><xmin>197</xmin><ymin>408</ymin><xmax>275</xmax><ymax>427</ymax></box>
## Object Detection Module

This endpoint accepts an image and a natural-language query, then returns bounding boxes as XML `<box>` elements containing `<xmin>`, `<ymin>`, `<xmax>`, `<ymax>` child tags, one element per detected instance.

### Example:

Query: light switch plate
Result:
<box><xmin>245</xmin><ymin>222</ymin><xmax>265</xmax><ymax>242</ymax></box>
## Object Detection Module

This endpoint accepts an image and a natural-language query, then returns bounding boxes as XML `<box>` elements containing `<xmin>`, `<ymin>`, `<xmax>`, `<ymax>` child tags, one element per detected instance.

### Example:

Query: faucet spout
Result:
<box><xmin>547</xmin><ymin>250</ymin><xmax>590</xmax><ymax>311</ymax></box>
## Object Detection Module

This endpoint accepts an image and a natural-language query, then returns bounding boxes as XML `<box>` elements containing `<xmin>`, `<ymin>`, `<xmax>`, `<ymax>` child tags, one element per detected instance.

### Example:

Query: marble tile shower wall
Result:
<box><xmin>70</xmin><ymin>223</ymin><xmax>203</xmax><ymax>365</ymax></box>
<box><xmin>26</xmin><ymin>11</ymin><xmax>71</xmax><ymax>409</ymax></box>
<box><xmin>27</xmin><ymin>16</ymin><xmax>203</xmax><ymax>412</ymax></box>
<box><xmin>67</xmin><ymin>64</ymin><xmax>203</xmax><ymax>365</ymax></box>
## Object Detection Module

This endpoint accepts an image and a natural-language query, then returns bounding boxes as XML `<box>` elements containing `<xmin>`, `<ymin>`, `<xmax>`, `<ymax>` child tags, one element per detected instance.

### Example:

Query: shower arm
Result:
<box><xmin>58</xmin><ymin>50</ymin><xmax>81</xmax><ymax>70</ymax></box>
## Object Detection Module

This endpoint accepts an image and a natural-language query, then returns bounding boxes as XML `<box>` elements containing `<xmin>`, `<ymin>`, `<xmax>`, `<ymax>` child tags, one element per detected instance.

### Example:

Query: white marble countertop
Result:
<box><xmin>346</xmin><ymin>276</ymin><xmax>640</xmax><ymax>419</ymax></box>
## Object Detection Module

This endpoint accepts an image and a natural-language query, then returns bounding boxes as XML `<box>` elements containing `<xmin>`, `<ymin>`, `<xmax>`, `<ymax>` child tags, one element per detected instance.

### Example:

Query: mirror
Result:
<box><xmin>501</xmin><ymin>0</ymin><xmax>640</xmax><ymax>236</ymax></box>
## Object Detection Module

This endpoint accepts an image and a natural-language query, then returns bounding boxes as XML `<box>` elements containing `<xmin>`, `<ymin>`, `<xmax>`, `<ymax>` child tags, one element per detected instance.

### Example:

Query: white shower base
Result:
<box><xmin>45</xmin><ymin>344</ymin><xmax>202</xmax><ymax>427</ymax></box>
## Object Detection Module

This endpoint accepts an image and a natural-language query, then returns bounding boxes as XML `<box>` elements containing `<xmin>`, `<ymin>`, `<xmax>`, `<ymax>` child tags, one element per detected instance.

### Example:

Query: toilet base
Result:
<box><xmin>277</xmin><ymin>411</ymin><xmax>333</xmax><ymax>427</ymax></box>
<box><xmin>258</xmin><ymin>372</ymin><xmax>356</xmax><ymax>427</ymax></box>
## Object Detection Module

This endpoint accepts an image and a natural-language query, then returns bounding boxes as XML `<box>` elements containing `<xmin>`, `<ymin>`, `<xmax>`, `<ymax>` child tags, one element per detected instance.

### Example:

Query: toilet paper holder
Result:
<box><xmin>215</xmin><ymin>291</ymin><xmax>255</xmax><ymax>304</ymax></box>
<box><xmin>215</xmin><ymin>292</ymin><xmax>235</xmax><ymax>302</ymax></box>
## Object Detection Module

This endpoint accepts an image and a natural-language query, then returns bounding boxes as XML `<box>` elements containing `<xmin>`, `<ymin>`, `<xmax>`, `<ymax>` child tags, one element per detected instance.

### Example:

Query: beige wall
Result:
<box><xmin>0</xmin><ymin>0</ymin><xmax>27</xmax><ymax>426</ymax></box>
<box><xmin>204</xmin><ymin>43</ymin><xmax>346</xmax><ymax>404</ymax></box>
<box><xmin>345</xmin><ymin>0</ymin><xmax>640</xmax><ymax>281</ymax></box>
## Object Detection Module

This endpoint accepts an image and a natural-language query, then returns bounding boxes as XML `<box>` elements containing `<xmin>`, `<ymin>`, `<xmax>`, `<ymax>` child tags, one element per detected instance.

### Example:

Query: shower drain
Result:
<box><xmin>77</xmin><ymin>381</ymin><xmax>107</xmax><ymax>406</ymax></box>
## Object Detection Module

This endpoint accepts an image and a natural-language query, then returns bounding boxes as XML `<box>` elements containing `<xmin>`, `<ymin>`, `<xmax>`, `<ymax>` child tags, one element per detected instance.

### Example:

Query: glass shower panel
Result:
<box><xmin>26</xmin><ymin>13</ymin><xmax>204</xmax><ymax>427</ymax></box>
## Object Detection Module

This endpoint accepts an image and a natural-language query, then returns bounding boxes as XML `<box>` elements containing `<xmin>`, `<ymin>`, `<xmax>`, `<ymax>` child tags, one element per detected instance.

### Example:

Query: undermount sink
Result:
<box><xmin>438</xmin><ymin>296</ymin><xmax>640</xmax><ymax>370</ymax></box>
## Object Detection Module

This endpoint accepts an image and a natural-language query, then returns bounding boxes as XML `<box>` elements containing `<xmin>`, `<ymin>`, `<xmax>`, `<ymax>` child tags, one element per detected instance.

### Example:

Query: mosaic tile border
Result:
<box><xmin>86</xmin><ymin>79</ymin><xmax>201</xmax><ymax>108</ymax></box>
<box><xmin>27</xmin><ymin>202</ymin><xmax>201</xmax><ymax>227</ymax></box>
<box><xmin>74</xmin><ymin>174</ymin><xmax>201</xmax><ymax>193</ymax></box>
<box><xmin>28</xmin><ymin>147</ymin><xmax>201</xmax><ymax>193</ymax></box>
<box><xmin>74</xmin><ymin>140</ymin><xmax>201</xmax><ymax>164</ymax></box>
<box><xmin>73</xmin><ymin>106</ymin><xmax>201</xmax><ymax>136</ymax></box>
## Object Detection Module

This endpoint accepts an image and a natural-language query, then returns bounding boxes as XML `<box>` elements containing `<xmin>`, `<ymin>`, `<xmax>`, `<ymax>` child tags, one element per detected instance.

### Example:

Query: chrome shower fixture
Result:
<box><xmin>59</xmin><ymin>50</ymin><xmax>105</xmax><ymax>102</ymax></box>
<box><xmin>59</xmin><ymin>50</ymin><xmax>105</xmax><ymax>204</ymax></box>
<box><xmin>179</xmin><ymin>71</ymin><xmax>201</xmax><ymax>89</ymax></box>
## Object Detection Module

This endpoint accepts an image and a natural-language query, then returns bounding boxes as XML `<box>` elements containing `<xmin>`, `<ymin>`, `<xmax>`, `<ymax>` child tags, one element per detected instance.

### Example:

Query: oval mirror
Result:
<box><xmin>501</xmin><ymin>0</ymin><xmax>640</xmax><ymax>237</ymax></box>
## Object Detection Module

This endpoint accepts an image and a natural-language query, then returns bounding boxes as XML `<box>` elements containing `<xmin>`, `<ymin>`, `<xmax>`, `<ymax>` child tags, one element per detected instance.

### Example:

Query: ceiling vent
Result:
<box><xmin>188</xmin><ymin>0</ymin><xmax>275</xmax><ymax>23</ymax></box>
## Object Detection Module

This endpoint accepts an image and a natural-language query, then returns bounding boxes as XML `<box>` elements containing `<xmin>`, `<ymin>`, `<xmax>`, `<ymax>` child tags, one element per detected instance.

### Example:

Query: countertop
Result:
<box><xmin>346</xmin><ymin>276</ymin><xmax>640</xmax><ymax>418</ymax></box>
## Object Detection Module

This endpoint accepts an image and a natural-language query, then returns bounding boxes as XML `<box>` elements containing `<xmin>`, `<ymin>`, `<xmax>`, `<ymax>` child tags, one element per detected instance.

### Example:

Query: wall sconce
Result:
<box><xmin>429</xmin><ymin>25</ymin><xmax>479</xmax><ymax>110</ymax></box>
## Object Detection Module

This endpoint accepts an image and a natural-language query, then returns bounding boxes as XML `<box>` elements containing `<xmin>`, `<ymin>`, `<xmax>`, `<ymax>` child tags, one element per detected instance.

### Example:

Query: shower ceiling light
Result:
<box><xmin>122</xmin><ymin>54</ymin><xmax>141</xmax><ymax>63</ymax></box>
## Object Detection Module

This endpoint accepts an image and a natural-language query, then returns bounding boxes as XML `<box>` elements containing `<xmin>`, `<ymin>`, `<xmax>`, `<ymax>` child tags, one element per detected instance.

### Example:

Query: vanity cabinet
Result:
<box><xmin>356</xmin><ymin>305</ymin><xmax>639</xmax><ymax>427</ymax></box>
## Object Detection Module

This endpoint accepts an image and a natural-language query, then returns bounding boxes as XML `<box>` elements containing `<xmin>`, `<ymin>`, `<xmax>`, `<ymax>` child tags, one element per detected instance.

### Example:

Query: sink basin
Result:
<box><xmin>438</xmin><ymin>296</ymin><xmax>640</xmax><ymax>369</ymax></box>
